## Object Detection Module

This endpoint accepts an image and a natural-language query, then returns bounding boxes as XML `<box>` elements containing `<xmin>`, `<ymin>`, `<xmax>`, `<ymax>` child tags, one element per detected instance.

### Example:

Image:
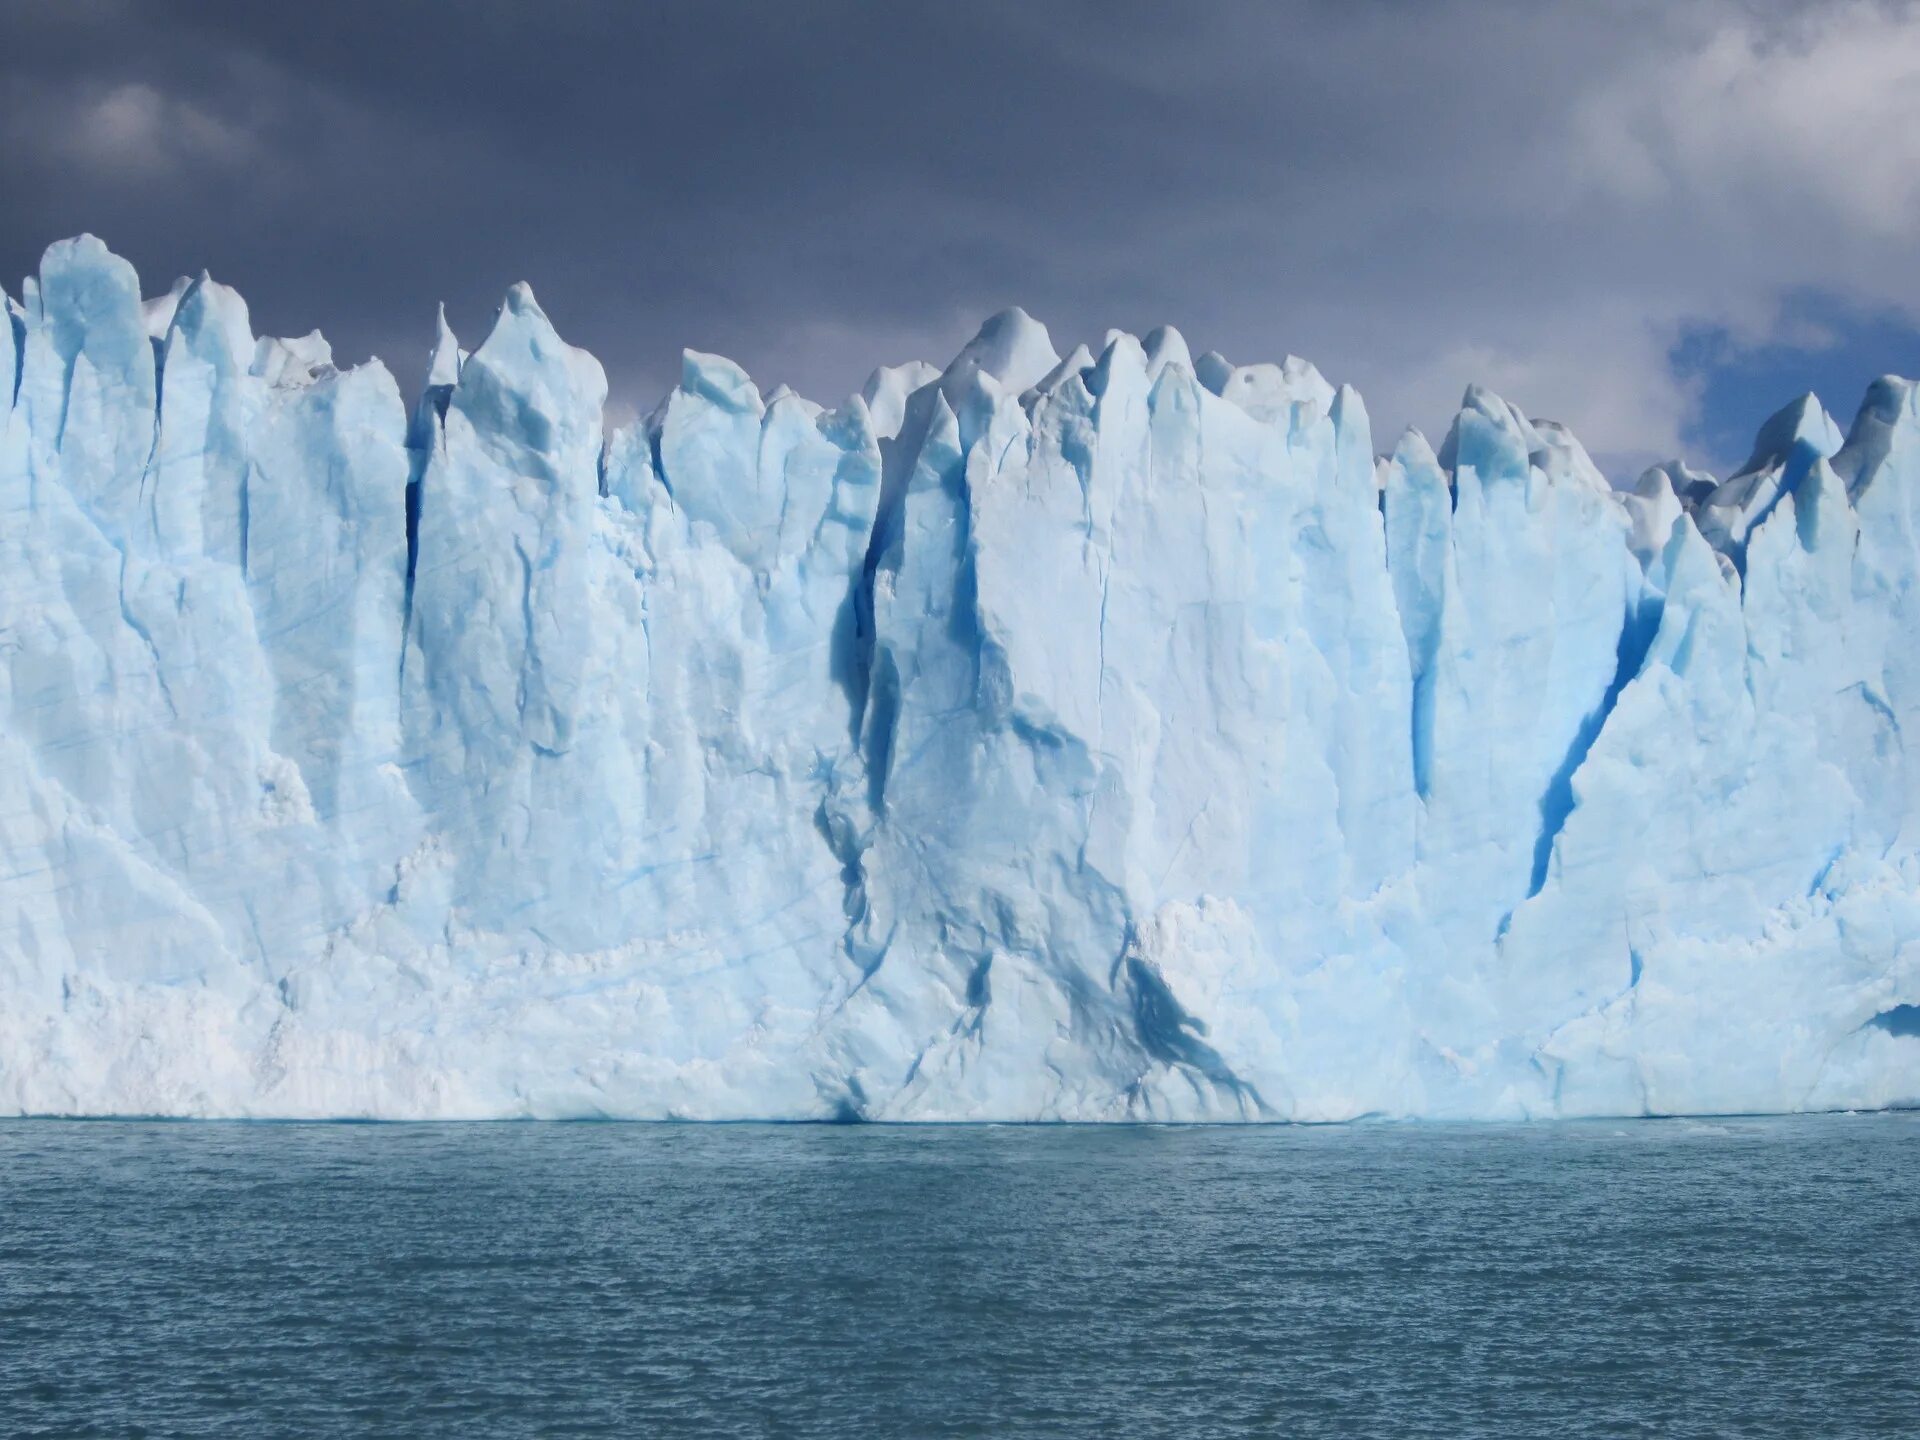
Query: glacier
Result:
<box><xmin>1</xmin><ymin>234</ymin><xmax>1917</xmax><ymax>1120</ymax></box>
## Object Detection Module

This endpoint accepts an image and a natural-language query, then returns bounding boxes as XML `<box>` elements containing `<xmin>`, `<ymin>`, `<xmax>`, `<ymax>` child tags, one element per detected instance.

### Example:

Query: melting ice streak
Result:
<box><xmin>2</xmin><ymin>235</ymin><xmax>1918</xmax><ymax>1119</ymax></box>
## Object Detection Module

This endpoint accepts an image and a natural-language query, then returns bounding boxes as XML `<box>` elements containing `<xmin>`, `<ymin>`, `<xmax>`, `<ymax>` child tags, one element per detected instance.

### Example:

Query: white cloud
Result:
<box><xmin>1570</xmin><ymin>4</ymin><xmax>1920</xmax><ymax>241</ymax></box>
<box><xmin>17</xmin><ymin>80</ymin><xmax>257</xmax><ymax>181</ymax></box>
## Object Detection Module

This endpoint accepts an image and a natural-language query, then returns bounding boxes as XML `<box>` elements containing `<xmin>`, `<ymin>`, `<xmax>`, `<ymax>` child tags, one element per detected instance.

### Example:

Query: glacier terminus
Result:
<box><xmin>2</xmin><ymin>234</ymin><xmax>1918</xmax><ymax>1121</ymax></box>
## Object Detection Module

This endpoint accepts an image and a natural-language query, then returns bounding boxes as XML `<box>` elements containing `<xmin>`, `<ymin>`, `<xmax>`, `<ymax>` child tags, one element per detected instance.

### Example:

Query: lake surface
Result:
<box><xmin>2</xmin><ymin>1116</ymin><xmax>1917</xmax><ymax>1437</ymax></box>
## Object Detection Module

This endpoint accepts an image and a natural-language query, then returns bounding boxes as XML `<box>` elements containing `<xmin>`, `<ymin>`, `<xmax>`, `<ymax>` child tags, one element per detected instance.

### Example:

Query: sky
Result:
<box><xmin>1</xmin><ymin>0</ymin><xmax>1916</xmax><ymax>479</ymax></box>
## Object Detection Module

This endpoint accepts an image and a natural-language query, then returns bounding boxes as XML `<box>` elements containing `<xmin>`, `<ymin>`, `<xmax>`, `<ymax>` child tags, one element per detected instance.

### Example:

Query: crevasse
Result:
<box><xmin>1</xmin><ymin>235</ymin><xmax>1916</xmax><ymax>1120</ymax></box>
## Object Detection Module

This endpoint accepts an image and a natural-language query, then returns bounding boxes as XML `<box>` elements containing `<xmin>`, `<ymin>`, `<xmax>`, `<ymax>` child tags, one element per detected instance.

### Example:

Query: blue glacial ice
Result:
<box><xmin>2</xmin><ymin>234</ymin><xmax>1917</xmax><ymax>1119</ymax></box>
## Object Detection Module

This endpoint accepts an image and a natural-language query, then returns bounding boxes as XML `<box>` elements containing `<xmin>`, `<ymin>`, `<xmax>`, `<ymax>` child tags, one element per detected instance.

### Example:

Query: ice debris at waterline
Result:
<box><xmin>2</xmin><ymin>235</ymin><xmax>1918</xmax><ymax>1120</ymax></box>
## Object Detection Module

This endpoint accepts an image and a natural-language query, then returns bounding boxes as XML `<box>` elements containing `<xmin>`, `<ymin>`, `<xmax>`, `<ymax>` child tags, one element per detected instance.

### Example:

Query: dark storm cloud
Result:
<box><xmin>1</xmin><ymin>0</ymin><xmax>1916</xmax><ymax>470</ymax></box>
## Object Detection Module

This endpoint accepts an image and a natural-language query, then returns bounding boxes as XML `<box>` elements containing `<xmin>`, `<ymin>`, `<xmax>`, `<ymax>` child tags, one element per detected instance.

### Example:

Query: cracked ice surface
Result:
<box><xmin>2</xmin><ymin>235</ymin><xmax>1918</xmax><ymax>1119</ymax></box>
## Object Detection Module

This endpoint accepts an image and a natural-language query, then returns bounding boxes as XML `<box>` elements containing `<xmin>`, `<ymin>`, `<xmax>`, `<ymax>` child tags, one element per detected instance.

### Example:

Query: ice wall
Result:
<box><xmin>2</xmin><ymin>236</ymin><xmax>1916</xmax><ymax>1119</ymax></box>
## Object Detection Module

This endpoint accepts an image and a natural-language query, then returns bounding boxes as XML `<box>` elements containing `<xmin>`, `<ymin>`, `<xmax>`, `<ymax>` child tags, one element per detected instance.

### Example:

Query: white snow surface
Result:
<box><xmin>2</xmin><ymin>236</ymin><xmax>1918</xmax><ymax>1120</ymax></box>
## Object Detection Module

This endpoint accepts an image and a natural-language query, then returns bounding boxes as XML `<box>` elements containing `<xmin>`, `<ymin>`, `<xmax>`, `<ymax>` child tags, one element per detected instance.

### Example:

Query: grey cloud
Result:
<box><xmin>0</xmin><ymin>0</ymin><xmax>1912</xmax><ymax>474</ymax></box>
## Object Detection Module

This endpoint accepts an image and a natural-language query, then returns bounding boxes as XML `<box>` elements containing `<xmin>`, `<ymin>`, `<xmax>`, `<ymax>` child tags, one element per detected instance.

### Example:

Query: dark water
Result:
<box><xmin>3</xmin><ymin>1117</ymin><xmax>1917</xmax><ymax>1438</ymax></box>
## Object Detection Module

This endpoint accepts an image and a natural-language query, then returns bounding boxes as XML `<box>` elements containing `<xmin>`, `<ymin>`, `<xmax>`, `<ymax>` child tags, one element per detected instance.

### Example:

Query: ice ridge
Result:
<box><xmin>1</xmin><ymin>235</ymin><xmax>1917</xmax><ymax>1120</ymax></box>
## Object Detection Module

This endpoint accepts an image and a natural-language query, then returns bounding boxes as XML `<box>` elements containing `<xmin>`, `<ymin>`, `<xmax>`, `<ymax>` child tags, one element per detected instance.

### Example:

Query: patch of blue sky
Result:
<box><xmin>1672</xmin><ymin>290</ymin><xmax>1920</xmax><ymax>480</ymax></box>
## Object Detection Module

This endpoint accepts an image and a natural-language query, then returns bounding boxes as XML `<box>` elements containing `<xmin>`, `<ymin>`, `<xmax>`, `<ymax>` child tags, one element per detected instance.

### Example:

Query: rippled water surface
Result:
<box><xmin>3</xmin><ymin>1116</ymin><xmax>1917</xmax><ymax>1437</ymax></box>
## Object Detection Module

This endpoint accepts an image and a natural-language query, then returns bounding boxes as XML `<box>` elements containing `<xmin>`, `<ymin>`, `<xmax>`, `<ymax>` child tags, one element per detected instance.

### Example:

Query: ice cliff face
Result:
<box><xmin>2</xmin><ymin>235</ymin><xmax>1917</xmax><ymax>1119</ymax></box>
